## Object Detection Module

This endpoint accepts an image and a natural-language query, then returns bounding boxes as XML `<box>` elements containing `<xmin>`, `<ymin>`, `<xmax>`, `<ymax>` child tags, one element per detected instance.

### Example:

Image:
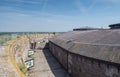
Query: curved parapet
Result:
<box><xmin>5</xmin><ymin>35</ymin><xmax>29</xmax><ymax>77</ymax></box>
<box><xmin>49</xmin><ymin>29</ymin><xmax>120</xmax><ymax>77</ymax></box>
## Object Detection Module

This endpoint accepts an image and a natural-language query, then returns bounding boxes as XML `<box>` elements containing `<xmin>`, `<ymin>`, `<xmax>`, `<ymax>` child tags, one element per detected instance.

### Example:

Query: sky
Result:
<box><xmin>0</xmin><ymin>0</ymin><xmax>120</xmax><ymax>32</ymax></box>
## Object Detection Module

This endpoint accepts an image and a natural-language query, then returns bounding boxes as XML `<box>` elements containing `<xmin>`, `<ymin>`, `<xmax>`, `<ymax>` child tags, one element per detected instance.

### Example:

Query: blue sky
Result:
<box><xmin>0</xmin><ymin>0</ymin><xmax>120</xmax><ymax>32</ymax></box>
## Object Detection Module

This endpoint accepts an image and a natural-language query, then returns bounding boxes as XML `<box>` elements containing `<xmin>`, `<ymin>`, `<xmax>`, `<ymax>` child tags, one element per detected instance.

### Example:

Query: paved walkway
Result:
<box><xmin>28</xmin><ymin>48</ymin><xmax>70</xmax><ymax>77</ymax></box>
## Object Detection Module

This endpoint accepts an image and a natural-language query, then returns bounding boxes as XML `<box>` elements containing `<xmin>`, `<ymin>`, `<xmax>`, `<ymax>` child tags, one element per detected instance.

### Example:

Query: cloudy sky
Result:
<box><xmin>0</xmin><ymin>0</ymin><xmax>120</xmax><ymax>32</ymax></box>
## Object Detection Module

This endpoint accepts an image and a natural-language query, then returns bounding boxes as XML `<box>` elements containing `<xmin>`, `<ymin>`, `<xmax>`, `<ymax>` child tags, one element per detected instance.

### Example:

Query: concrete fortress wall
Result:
<box><xmin>48</xmin><ymin>30</ymin><xmax>120</xmax><ymax>77</ymax></box>
<box><xmin>5</xmin><ymin>35</ymin><xmax>29</xmax><ymax>77</ymax></box>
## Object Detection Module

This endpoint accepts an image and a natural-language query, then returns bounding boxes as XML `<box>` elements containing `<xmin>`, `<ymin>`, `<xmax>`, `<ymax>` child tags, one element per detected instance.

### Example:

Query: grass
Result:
<box><xmin>27</xmin><ymin>69</ymin><xmax>35</xmax><ymax>74</ymax></box>
<box><xmin>28</xmin><ymin>54</ymin><xmax>35</xmax><ymax>58</ymax></box>
<box><xmin>0</xmin><ymin>34</ymin><xmax>12</xmax><ymax>45</ymax></box>
<box><xmin>18</xmin><ymin>63</ymin><xmax>27</xmax><ymax>74</ymax></box>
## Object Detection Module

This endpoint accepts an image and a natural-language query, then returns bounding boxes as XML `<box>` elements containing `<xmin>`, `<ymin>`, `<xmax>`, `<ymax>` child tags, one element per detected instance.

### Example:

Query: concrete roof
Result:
<box><xmin>49</xmin><ymin>29</ymin><xmax>120</xmax><ymax>64</ymax></box>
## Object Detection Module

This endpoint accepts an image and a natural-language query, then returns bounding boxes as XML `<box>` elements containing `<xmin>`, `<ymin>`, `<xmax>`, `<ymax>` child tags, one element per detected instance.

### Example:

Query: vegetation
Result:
<box><xmin>28</xmin><ymin>54</ymin><xmax>34</xmax><ymax>58</ymax></box>
<box><xmin>0</xmin><ymin>32</ymin><xmax>62</xmax><ymax>46</ymax></box>
<box><xmin>52</xmin><ymin>32</ymin><xmax>56</xmax><ymax>35</ymax></box>
<box><xmin>18</xmin><ymin>62</ymin><xmax>36</xmax><ymax>75</ymax></box>
<box><xmin>18</xmin><ymin>63</ymin><xmax>27</xmax><ymax>74</ymax></box>
<box><xmin>0</xmin><ymin>34</ymin><xmax>12</xmax><ymax>45</ymax></box>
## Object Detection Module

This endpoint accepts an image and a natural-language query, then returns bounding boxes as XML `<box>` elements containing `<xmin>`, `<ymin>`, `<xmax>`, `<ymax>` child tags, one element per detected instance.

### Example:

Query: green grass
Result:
<box><xmin>18</xmin><ymin>63</ymin><xmax>27</xmax><ymax>74</ymax></box>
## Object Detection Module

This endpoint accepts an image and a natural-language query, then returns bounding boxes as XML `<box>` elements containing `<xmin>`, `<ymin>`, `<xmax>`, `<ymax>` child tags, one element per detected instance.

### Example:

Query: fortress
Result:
<box><xmin>2</xmin><ymin>24</ymin><xmax>120</xmax><ymax>77</ymax></box>
<box><xmin>48</xmin><ymin>24</ymin><xmax>120</xmax><ymax>77</ymax></box>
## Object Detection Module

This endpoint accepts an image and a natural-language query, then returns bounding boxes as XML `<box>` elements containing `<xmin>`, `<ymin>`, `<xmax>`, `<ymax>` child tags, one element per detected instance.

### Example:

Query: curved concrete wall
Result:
<box><xmin>6</xmin><ymin>35</ymin><xmax>29</xmax><ymax>77</ymax></box>
<box><xmin>49</xmin><ymin>41</ymin><xmax>120</xmax><ymax>77</ymax></box>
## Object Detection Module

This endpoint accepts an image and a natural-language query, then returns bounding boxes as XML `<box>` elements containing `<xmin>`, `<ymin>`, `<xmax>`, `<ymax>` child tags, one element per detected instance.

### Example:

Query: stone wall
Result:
<box><xmin>12</xmin><ymin>36</ymin><xmax>29</xmax><ymax>64</ymax></box>
<box><xmin>49</xmin><ymin>41</ymin><xmax>120</xmax><ymax>77</ymax></box>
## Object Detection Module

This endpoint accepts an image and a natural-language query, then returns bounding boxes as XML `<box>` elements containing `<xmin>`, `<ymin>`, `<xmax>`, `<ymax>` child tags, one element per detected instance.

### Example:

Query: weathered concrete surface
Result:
<box><xmin>28</xmin><ymin>49</ymin><xmax>70</xmax><ymax>77</ymax></box>
<box><xmin>0</xmin><ymin>35</ymin><xmax>30</xmax><ymax>77</ymax></box>
<box><xmin>49</xmin><ymin>42</ymin><xmax>120</xmax><ymax>77</ymax></box>
<box><xmin>49</xmin><ymin>29</ymin><xmax>120</xmax><ymax>77</ymax></box>
<box><xmin>0</xmin><ymin>46</ymin><xmax>19</xmax><ymax>77</ymax></box>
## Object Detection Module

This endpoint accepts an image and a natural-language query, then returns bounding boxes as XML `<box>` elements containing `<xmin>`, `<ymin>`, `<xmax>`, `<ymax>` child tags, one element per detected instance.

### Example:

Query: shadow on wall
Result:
<box><xmin>48</xmin><ymin>41</ymin><xmax>120</xmax><ymax>77</ymax></box>
<box><xmin>42</xmin><ymin>43</ymin><xmax>71</xmax><ymax>77</ymax></box>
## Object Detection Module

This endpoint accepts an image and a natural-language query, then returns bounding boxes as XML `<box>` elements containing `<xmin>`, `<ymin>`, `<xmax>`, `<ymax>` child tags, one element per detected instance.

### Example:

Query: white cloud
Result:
<box><xmin>41</xmin><ymin>0</ymin><xmax>48</xmax><ymax>12</ymax></box>
<box><xmin>0</xmin><ymin>0</ymin><xmax>49</xmax><ymax>15</ymax></box>
<box><xmin>74</xmin><ymin>0</ymin><xmax>120</xmax><ymax>14</ymax></box>
<box><xmin>4</xmin><ymin>0</ymin><xmax>46</xmax><ymax>4</ymax></box>
<box><xmin>74</xmin><ymin>0</ymin><xmax>97</xmax><ymax>14</ymax></box>
<box><xmin>96</xmin><ymin>0</ymin><xmax>120</xmax><ymax>3</ymax></box>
